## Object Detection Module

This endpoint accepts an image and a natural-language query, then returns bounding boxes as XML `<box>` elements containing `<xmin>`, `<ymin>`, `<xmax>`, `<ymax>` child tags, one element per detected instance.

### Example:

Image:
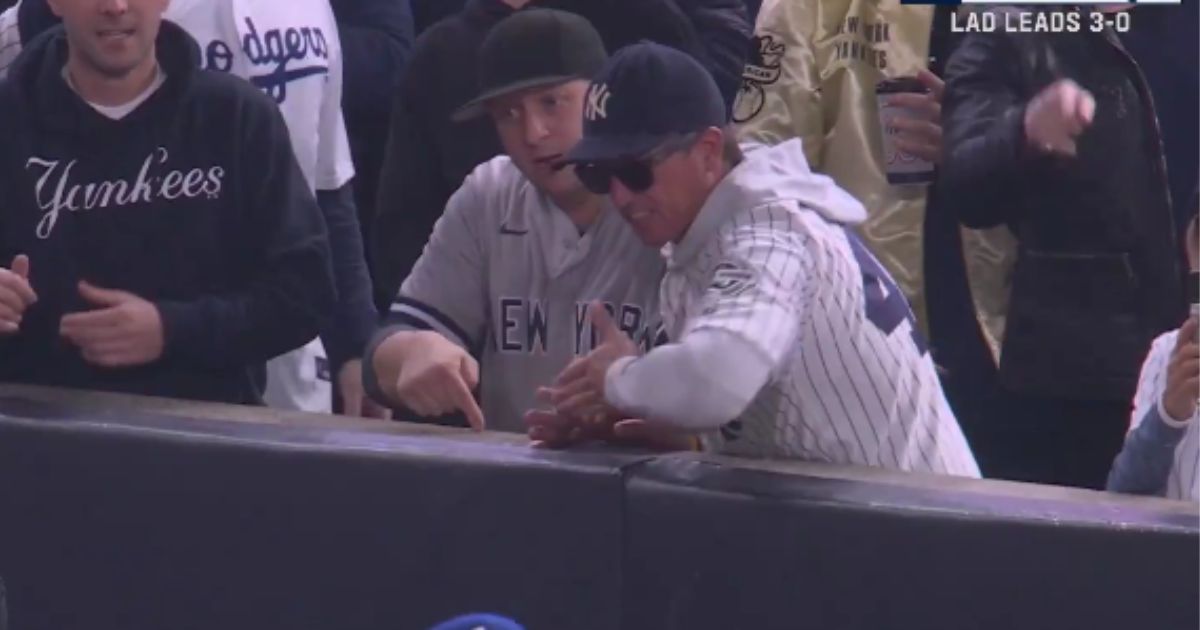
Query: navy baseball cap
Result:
<box><xmin>452</xmin><ymin>9</ymin><xmax>608</xmax><ymax>122</ymax></box>
<box><xmin>564</xmin><ymin>41</ymin><xmax>727</xmax><ymax>164</ymax></box>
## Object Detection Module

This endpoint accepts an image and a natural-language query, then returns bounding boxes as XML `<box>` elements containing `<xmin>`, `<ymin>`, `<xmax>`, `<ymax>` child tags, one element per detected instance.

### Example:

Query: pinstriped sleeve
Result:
<box><xmin>683</xmin><ymin>205</ymin><xmax>810</xmax><ymax>372</ymax></box>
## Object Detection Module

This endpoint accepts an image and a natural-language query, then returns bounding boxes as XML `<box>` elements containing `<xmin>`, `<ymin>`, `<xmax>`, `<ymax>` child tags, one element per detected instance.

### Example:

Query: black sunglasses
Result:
<box><xmin>575</xmin><ymin>159</ymin><xmax>655</xmax><ymax>195</ymax></box>
<box><xmin>573</xmin><ymin>134</ymin><xmax>700</xmax><ymax>195</ymax></box>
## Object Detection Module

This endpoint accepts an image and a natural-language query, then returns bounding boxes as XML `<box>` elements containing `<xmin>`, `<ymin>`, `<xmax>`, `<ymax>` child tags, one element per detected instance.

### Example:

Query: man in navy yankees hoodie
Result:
<box><xmin>0</xmin><ymin>3</ymin><xmax>335</xmax><ymax>405</ymax></box>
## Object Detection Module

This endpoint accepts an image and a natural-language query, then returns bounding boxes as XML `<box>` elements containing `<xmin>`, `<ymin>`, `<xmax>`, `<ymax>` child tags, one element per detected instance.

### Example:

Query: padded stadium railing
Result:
<box><xmin>0</xmin><ymin>385</ymin><xmax>1195</xmax><ymax>630</ymax></box>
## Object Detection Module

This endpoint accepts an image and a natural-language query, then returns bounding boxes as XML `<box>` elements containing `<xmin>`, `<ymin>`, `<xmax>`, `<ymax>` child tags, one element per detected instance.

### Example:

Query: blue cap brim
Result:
<box><xmin>563</xmin><ymin>133</ymin><xmax>670</xmax><ymax>164</ymax></box>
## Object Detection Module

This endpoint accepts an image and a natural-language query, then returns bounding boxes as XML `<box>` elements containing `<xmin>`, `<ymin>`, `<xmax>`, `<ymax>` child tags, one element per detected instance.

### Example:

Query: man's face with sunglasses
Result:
<box><xmin>486</xmin><ymin>80</ymin><xmax>591</xmax><ymax>203</ymax></box>
<box><xmin>574</xmin><ymin>134</ymin><xmax>716</xmax><ymax>247</ymax></box>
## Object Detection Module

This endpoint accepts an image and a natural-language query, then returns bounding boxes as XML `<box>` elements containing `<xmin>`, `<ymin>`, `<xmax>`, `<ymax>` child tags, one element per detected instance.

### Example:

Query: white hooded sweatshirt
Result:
<box><xmin>606</xmin><ymin>140</ymin><xmax>980</xmax><ymax>478</ymax></box>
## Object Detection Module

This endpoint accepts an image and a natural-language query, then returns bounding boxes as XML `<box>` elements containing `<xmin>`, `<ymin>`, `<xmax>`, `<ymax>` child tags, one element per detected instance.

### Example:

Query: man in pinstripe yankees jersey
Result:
<box><xmin>540</xmin><ymin>42</ymin><xmax>979</xmax><ymax>477</ymax></box>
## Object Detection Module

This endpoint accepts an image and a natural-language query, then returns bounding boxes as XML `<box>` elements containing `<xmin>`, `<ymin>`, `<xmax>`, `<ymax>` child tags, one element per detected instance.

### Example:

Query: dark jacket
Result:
<box><xmin>941</xmin><ymin>6</ymin><xmax>1183</xmax><ymax>402</ymax></box>
<box><xmin>923</xmin><ymin>6</ymin><xmax>999</xmax><ymax>422</ymax></box>
<box><xmin>411</xmin><ymin>0</ymin><xmax>467</xmax><ymax>34</ymax></box>
<box><xmin>370</xmin><ymin>0</ymin><xmax>751</xmax><ymax>312</ymax></box>
<box><xmin>17</xmin><ymin>0</ymin><xmax>379</xmax><ymax>374</ymax></box>
<box><xmin>1117</xmin><ymin>2</ymin><xmax>1199</xmax><ymax>232</ymax></box>
<box><xmin>328</xmin><ymin>0</ymin><xmax>414</xmax><ymax>262</ymax></box>
<box><xmin>0</xmin><ymin>22</ymin><xmax>335</xmax><ymax>404</ymax></box>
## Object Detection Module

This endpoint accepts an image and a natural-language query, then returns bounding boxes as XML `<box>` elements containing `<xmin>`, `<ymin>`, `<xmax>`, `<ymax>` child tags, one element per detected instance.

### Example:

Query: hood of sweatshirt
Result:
<box><xmin>668</xmin><ymin>138</ymin><xmax>868</xmax><ymax>266</ymax></box>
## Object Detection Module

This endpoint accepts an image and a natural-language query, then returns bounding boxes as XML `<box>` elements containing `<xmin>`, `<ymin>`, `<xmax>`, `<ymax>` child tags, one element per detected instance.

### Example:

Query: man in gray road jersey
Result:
<box><xmin>364</xmin><ymin>9</ymin><xmax>664</xmax><ymax>433</ymax></box>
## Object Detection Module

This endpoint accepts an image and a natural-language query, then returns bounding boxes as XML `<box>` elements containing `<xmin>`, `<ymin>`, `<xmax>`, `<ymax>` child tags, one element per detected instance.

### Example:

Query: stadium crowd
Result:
<box><xmin>0</xmin><ymin>0</ymin><xmax>1195</xmax><ymax>504</ymax></box>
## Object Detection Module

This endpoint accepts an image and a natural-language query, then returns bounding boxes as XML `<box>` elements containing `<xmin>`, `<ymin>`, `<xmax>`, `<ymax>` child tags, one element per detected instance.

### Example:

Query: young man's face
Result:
<box><xmin>48</xmin><ymin>0</ymin><xmax>167</xmax><ymax>79</ymax></box>
<box><xmin>487</xmin><ymin>80</ymin><xmax>590</xmax><ymax>202</ymax></box>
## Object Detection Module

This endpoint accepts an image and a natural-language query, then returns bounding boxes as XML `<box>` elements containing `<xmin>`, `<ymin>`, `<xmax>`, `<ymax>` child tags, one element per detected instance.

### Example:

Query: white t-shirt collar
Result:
<box><xmin>62</xmin><ymin>63</ymin><xmax>167</xmax><ymax>120</ymax></box>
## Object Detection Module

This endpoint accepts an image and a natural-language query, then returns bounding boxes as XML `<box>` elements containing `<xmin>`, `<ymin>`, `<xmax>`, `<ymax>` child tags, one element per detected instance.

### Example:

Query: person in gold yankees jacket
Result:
<box><xmin>734</xmin><ymin>1</ymin><xmax>1016</xmax><ymax>441</ymax></box>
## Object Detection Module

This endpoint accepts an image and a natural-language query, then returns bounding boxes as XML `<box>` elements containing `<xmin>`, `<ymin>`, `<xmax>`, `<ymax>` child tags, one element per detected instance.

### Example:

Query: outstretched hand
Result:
<box><xmin>538</xmin><ymin>301</ymin><xmax>637</xmax><ymax>418</ymax></box>
<box><xmin>391</xmin><ymin>331</ymin><xmax>486</xmax><ymax>431</ymax></box>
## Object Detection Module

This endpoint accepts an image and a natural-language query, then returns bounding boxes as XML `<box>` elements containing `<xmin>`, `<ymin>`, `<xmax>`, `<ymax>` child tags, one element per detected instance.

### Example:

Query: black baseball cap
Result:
<box><xmin>452</xmin><ymin>9</ymin><xmax>608</xmax><ymax>122</ymax></box>
<box><xmin>564</xmin><ymin>41</ymin><xmax>727</xmax><ymax>164</ymax></box>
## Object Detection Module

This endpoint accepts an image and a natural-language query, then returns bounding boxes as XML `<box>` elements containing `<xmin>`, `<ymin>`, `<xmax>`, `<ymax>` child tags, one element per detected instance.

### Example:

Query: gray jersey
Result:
<box><xmin>388</xmin><ymin>156</ymin><xmax>665</xmax><ymax>431</ymax></box>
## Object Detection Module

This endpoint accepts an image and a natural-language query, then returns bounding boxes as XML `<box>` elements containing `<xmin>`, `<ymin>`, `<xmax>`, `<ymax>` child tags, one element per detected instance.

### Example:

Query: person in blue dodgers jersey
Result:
<box><xmin>0</xmin><ymin>0</ymin><xmax>386</xmax><ymax>418</ymax></box>
<box><xmin>538</xmin><ymin>42</ymin><xmax>979</xmax><ymax>477</ymax></box>
<box><xmin>0</xmin><ymin>0</ymin><xmax>334</xmax><ymax>404</ymax></box>
<box><xmin>364</xmin><ymin>9</ymin><xmax>668</xmax><ymax>435</ymax></box>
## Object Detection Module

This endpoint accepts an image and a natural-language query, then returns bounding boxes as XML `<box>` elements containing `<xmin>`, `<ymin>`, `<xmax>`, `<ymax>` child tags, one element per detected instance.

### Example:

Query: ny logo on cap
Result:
<box><xmin>585</xmin><ymin>83</ymin><xmax>611</xmax><ymax>121</ymax></box>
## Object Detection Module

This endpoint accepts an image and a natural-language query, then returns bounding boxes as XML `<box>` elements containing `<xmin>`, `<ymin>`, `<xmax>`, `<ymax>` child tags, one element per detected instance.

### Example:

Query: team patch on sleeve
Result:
<box><xmin>710</xmin><ymin>262</ymin><xmax>757</xmax><ymax>297</ymax></box>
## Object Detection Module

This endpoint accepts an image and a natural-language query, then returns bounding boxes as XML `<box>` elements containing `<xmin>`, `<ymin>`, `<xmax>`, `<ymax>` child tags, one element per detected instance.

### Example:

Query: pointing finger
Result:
<box><xmin>446</xmin><ymin>372</ymin><xmax>485</xmax><ymax>431</ymax></box>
